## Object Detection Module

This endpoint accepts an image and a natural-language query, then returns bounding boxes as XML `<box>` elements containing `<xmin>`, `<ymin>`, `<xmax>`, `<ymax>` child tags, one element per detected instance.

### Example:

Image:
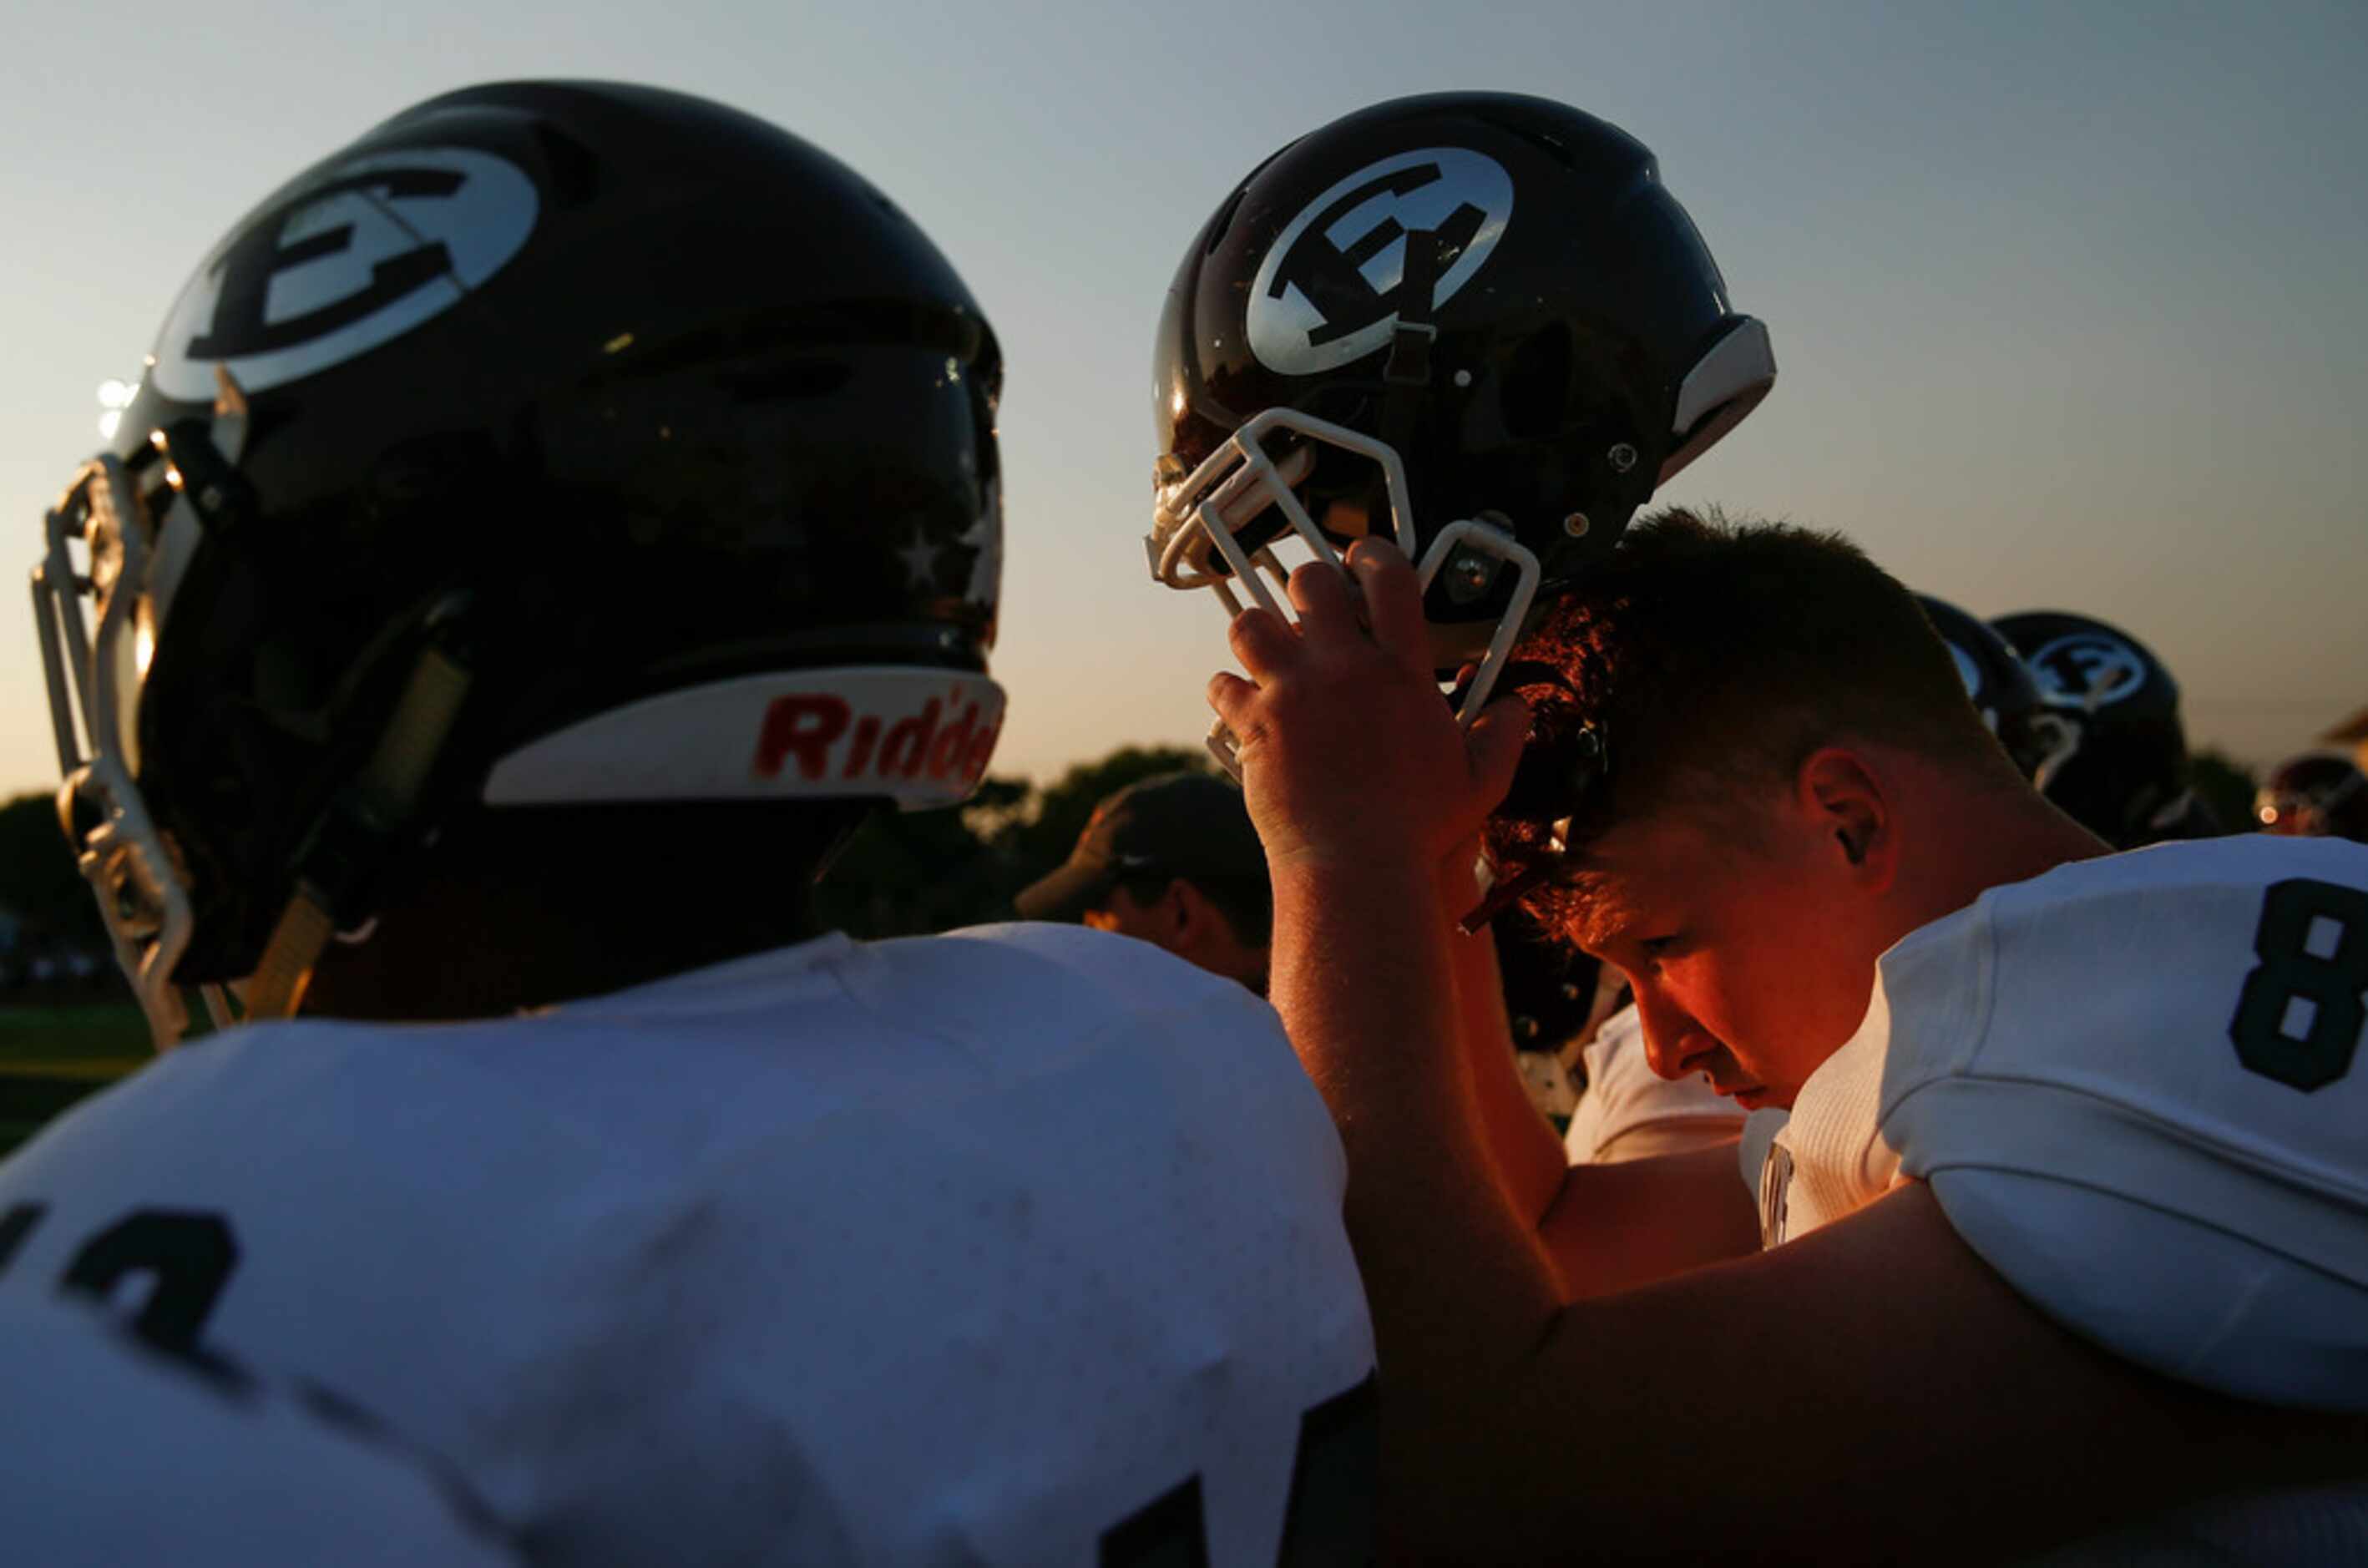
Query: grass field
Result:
<box><xmin>0</xmin><ymin>1000</ymin><xmax>150</xmax><ymax>1156</ymax></box>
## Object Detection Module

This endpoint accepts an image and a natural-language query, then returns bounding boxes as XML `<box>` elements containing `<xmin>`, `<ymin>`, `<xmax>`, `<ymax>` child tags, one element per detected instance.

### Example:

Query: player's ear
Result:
<box><xmin>1142</xmin><ymin>878</ymin><xmax>1191</xmax><ymax>942</ymax></box>
<box><xmin>1166</xmin><ymin>878</ymin><xmax>1217</xmax><ymax>944</ymax></box>
<box><xmin>1795</xmin><ymin>747</ymin><xmax>1896</xmax><ymax>890</ymax></box>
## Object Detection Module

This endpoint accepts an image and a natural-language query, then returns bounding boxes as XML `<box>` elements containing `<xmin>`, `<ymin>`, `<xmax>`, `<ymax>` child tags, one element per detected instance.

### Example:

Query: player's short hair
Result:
<box><xmin>1487</xmin><ymin>509</ymin><xmax>2022</xmax><ymax>928</ymax></box>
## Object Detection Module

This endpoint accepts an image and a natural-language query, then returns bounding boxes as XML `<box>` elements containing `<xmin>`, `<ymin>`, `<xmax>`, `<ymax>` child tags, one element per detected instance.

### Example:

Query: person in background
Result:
<box><xmin>1015</xmin><ymin>771</ymin><xmax>1272</xmax><ymax>994</ymax></box>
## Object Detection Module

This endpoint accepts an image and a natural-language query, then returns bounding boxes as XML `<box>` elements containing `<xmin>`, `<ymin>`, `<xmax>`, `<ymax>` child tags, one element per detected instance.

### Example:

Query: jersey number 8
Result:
<box><xmin>2229</xmin><ymin>878</ymin><xmax>2368</xmax><ymax>1091</ymax></box>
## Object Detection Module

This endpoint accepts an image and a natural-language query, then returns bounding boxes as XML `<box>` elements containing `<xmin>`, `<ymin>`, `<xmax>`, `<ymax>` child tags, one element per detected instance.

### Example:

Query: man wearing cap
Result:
<box><xmin>1015</xmin><ymin>772</ymin><xmax>1272</xmax><ymax>994</ymax></box>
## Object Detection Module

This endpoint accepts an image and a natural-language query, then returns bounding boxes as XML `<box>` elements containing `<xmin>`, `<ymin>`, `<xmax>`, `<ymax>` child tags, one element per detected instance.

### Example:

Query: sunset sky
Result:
<box><xmin>3</xmin><ymin>0</ymin><xmax>2361</xmax><ymax>794</ymax></box>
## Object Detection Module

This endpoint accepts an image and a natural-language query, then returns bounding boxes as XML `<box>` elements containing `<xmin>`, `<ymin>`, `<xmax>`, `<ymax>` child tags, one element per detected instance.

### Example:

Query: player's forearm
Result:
<box><xmin>1536</xmin><ymin>1142</ymin><xmax>1763</xmax><ymax>1298</ymax></box>
<box><xmin>1444</xmin><ymin>910</ymin><xmax>1571</xmax><ymax>1226</ymax></box>
<box><xmin>1267</xmin><ymin>854</ymin><xmax>1562</xmax><ymax>1392</ymax></box>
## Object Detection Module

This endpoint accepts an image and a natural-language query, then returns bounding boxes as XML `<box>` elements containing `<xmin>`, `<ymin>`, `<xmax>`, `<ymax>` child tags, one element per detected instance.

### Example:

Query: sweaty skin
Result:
<box><xmin>1208</xmin><ymin>540</ymin><xmax>2368</xmax><ymax>1562</ymax></box>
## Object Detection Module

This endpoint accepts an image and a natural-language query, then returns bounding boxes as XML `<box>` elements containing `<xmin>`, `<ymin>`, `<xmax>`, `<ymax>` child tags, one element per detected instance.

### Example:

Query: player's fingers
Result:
<box><xmin>1345</xmin><ymin>540</ymin><xmax>1428</xmax><ymax>670</ymax></box>
<box><xmin>1227</xmin><ymin>604</ymin><xmax>1298</xmax><ymax>678</ymax></box>
<box><xmin>1465</xmin><ymin>692</ymin><xmax>1533</xmax><ymax>809</ymax></box>
<box><xmin>1207</xmin><ymin>668</ymin><xmax>1256</xmax><ymax>714</ymax></box>
<box><xmin>1207</xmin><ymin>672</ymin><xmax>1266</xmax><ymax>753</ymax></box>
<box><xmin>1286</xmin><ymin>557</ymin><xmax>1360</xmax><ymax>641</ymax></box>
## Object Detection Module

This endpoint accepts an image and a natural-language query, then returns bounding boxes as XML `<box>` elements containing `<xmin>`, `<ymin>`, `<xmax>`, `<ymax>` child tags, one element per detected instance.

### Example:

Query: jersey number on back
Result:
<box><xmin>1100</xmin><ymin>1373</ymin><xmax>1375</xmax><ymax>1567</ymax></box>
<box><xmin>2229</xmin><ymin>878</ymin><xmax>2368</xmax><ymax>1091</ymax></box>
<box><xmin>0</xmin><ymin>1204</ymin><xmax>239</xmax><ymax>1355</ymax></box>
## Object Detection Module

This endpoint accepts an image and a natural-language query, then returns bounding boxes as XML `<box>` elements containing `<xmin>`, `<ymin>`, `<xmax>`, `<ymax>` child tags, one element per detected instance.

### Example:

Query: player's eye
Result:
<box><xmin>1639</xmin><ymin>933</ymin><xmax>1686</xmax><ymax>960</ymax></box>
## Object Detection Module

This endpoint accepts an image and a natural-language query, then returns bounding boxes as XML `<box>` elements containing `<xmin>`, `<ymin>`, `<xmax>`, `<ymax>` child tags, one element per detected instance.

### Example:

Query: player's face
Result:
<box><xmin>1561</xmin><ymin>796</ymin><xmax>1885</xmax><ymax>1110</ymax></box>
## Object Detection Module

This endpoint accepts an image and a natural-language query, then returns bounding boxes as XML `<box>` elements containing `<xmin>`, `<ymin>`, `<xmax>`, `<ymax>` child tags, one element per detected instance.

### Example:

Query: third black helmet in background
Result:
<box><xmin>1992</xmin><ymin>609</ymin><xmax>2215</xmax><ymax>847</ymax></box>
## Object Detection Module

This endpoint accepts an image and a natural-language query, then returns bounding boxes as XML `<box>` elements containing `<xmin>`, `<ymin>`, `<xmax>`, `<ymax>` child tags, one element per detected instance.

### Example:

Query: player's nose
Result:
<box><xmin>1632</xmin><ymin>989</ymin><xmax>1713</xmax><ymax>1081</ymax></box>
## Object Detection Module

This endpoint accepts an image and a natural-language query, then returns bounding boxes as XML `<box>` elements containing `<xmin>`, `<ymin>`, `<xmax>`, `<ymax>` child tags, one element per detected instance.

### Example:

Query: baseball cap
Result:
<box><xmin>1014</xmin><ymin>771</ymin><xmax>1267</xmax><ymax>922</ymax></box>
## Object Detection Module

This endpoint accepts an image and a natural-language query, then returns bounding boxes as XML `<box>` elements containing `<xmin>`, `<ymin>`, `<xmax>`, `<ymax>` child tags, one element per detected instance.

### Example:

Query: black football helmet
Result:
<box><xmin>33</xmin><ymin>81</ymin><xmax>1004</xmax><ymax>1044</ymax></box>
<box><xmin>2255</xmin><ymin>753</ymin><xmax>2368</xmax><ymax>841</ymax></box>
<box><xmin>1913</xmin><ymin>595</ymin><xmax>2075</xmax><ymax>785</ymax></box>
<box><xmin>1149</xmin><ymin>92</ymin><xmax>1773</xmax><ymax>771</ymax></box>
<box><xmin>1991</xmin><ymin>610</ymin><xmax>2209</xmax><ymax>847</ymax></box>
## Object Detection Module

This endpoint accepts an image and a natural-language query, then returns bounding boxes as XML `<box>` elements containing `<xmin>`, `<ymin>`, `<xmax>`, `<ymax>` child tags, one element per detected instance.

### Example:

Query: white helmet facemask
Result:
<box><xmin>32</xmin><ymin>370</ymin><xmax>247</xmax><ymax>1047</ymax></box>
<box><xmin>1146</xmin><ymin>407</ymin><xmax>1541</xmax><ymax>777</ymax></box>
<box><xmin>33</xmin><ymin>368</ymin><xmax>478</xmax><ymax>1049</ymax></box>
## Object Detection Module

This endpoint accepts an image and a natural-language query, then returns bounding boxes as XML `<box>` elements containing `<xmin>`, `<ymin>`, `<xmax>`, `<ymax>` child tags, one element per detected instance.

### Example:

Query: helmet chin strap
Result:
<box><xmin>244</xmin><ymin>640</ymin><xmax>474</xmax><ymax>1022</ymax></box>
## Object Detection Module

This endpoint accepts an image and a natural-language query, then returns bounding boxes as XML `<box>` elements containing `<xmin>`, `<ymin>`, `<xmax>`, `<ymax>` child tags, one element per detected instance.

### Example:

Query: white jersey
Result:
<box><xmin>1753</xmin><ymin>836</ymin><xmax>2368</xmax><ymax>1404</ymax></box>
<box><xmin>1747</xmin><ymin>837</ymin><xmax>2368</xmax><ymax>1561</ymax></box>
<box><xmin>0</xmin><ymin>923</ymin><xmax>1375</xmax><ymax>1566</ymax></box>
<box><xmin>1561</xmin><ymin>1005</ymin><xmax>1743</xmax><ymax>1164</ymax></box>
<box><xmin>0</xmin><ymin>1294</ymin><xmax>516</xmax><ymax>1566</ymax></box>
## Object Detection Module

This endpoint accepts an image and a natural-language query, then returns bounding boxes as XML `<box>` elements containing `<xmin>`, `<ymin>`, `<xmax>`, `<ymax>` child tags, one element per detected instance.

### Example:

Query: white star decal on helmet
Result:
<box><xmin>897</xmin><ymin>527</ymin><xmax>943</xmax><ymax>591</ymax></box>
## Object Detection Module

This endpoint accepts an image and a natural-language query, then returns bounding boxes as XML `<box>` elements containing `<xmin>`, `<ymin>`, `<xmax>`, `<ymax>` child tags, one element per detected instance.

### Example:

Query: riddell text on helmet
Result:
<box><xmin>754</xmin><ymin>686</ymin><xmax>1000</xmax><ymax>792</ymax></box>
<box><xmin>479</xmin><ymin>668</ymin><xmax>1005</xmax><ymax>808</ymax></box>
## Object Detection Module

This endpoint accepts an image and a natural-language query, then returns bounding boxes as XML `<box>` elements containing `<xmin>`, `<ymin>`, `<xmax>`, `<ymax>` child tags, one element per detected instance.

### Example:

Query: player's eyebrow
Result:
<box><xmin>1554</xmin><ymin>865</ymin><xmax>1638</xmax><ymax>956</ymax></box>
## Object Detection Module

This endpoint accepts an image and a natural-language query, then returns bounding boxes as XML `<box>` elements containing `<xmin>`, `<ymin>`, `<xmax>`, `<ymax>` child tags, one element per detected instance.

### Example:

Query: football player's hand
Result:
<box><xmin>1209</xmin><ymin>539</ymin><xmax>1528</xmax><ymax>874</ymax></box>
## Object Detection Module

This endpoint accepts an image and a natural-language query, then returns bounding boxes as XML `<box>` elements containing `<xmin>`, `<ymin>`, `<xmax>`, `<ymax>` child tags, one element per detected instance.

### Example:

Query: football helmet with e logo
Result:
<box><xmin>1149</xmin><ymin>92</ymin><xmax>1773</xmax><ymax>771</ymax></box>
<box><xmin>33</xmin><ymin>81</ymin><xmax>1004</xmax><ymax>1044</ymax></box>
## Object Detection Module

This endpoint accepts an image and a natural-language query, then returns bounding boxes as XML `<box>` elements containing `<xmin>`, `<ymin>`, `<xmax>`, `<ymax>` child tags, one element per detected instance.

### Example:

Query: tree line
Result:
<box><xmin>0</xmin><ymin>743</ymin><xmax>2265</xmax><ymax>960</ymax></box>
<box><xmin>0</xmin><ymin>746</ymin><xmax>1214</xmax><ymax>960</ymax></box>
